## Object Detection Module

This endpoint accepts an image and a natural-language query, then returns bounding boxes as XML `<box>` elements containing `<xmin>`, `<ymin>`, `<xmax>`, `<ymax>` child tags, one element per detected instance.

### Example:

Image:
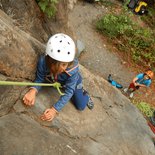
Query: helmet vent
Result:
<box><xmin>68</xmin><ymin>52</ymin><xmax>70</xmax><ymax>55</ymax></box>
<box><xmin>51</xmin><ymin>49</ymin><xmax>53</xmax><ymax>52</ymax></box>
<box><xmin>60</xmin><ymin>40</ymin><xmax>62</xmax><ymax>43</ymax></box>
<box><xmin>57</xmin><ymin>50</ymin><xmax>60</xmax><ymax>53</ymax></box>
<box><xmin>68</xmin><ymin>42</ymin><xmax>70</xmax><ymax>45</ymax></box>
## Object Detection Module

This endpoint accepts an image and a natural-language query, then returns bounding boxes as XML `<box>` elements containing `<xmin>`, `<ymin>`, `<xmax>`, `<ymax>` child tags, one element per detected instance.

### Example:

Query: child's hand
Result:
<box><xmin>23</xmin><ymin>88</ymin><xmax>37</xmax><ymax>106</ymax></box>
<box><xmin>40</xmin><ymin>107</ymin><xmax>58</xmax><ymax>121</ymax></box>
<box><xmin>134</xmin><ymin>83</ymin><xmax>139</xmax><ymax>86</ymax></box>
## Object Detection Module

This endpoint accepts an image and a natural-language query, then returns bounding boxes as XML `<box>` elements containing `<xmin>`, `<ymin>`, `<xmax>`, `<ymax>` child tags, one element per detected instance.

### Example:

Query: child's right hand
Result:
<box><xmin>23</xmin><ymin>88</ymin><xmax>37</xmax><ymax>106</ymax></box>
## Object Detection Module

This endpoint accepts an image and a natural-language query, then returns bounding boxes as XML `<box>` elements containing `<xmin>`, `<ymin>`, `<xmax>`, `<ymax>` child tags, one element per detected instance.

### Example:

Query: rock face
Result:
<box><xmin>0</xmin><ymin>85</ymin><xmax>24</xmax><ymax>117</ymax></box>
<box><xmin>0</xmin><ymin>0</ymin><xmax>75</xmax><ymax>41</ymax></box>
<box><xmin>0</xmin><ymin>0</ymin><xmax>48</xmax><ymax>43</ymax></box>
<box><xmin>0</xmin><ymin>9</ymin><xmax>40</xmax><ymax>79</ymax></box>
<box><xmin>0</xmin><ymin>2</ymin><xmax>155</xmax><ymax>155</ymax></box>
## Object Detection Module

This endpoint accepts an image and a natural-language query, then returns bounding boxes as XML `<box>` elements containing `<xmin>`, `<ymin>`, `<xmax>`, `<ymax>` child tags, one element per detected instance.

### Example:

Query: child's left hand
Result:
<box><xmin>40</xmin><ymin>107</ymin><xmax>58</xmax><ymax>121</ymax></box>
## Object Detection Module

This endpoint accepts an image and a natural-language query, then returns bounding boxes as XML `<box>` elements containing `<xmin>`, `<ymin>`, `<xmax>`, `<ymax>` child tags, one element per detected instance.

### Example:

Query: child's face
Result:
<box><xmin>51</xmin><ymin>62</ymin><xmax>68</xmax><ymax>75</ymax></box>
<box><xmin>58</xmin><ymin>62</ymin><xmax>68</xmax><ymax>74</ymax></box>
<box><xmin>144</xmin><ymin>74</ymin><xmax>150</xmax><ymax>80</ymax></box>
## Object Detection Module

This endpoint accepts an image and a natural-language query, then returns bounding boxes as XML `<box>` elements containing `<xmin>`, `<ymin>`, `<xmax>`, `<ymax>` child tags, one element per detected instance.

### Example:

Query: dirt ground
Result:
<box><xmin>68</xmin><ymin>1</ymin><xmax>155</xmax><ymax>107</ymax></box>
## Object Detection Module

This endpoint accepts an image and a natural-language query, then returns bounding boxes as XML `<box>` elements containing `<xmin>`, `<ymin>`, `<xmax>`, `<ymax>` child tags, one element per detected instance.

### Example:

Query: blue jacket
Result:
<box><xmin>136</xmin><ymin>73</ymin><xmax>151</xmax><ymax>87</ymax></box>
<box><xmin>32</xmin><ymin>55</ymin><xmax>81</xmax><ymax>112</ymax></box>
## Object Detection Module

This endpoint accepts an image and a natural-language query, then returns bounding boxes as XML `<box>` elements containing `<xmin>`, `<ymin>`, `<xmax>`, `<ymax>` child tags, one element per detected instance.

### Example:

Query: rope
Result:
<box><xmin>0</xmin><ymin>81</ymin><xmax>64</xmax><ymax>95</ymax></box>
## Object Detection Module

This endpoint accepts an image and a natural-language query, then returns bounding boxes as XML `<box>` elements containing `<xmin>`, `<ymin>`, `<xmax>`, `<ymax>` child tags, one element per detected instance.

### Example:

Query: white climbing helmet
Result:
<box><xmin>46</xmin><ymin>33</ymin><xmax>76</xmax><ymax>62</ymax></box>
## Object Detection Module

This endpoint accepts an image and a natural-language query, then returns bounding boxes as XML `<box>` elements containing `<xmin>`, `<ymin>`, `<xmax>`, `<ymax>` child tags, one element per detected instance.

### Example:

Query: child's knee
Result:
<box><xmin>76</xmin><ymin>104</ymin><xmax>86</xmax><ymax>111</ymax></box>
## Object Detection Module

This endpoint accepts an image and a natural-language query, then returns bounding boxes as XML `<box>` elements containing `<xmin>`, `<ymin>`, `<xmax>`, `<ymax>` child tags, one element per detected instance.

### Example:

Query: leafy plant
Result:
<box><xmin>136</xmin><ymin>102</ymin><xmax>154</xmax><ymax>117</ymax></box>
<box><xmin>96</xmin><ymin>14</ymin><xmax>134</xmax><ymax>38</ymax></box>
<box><xmin>36</xmin><ymin>0</ymin><xmax>58</xmax><ymax>17</ymax></box>
<box><xmin>141</xmin><ymin>7</ymin><xmax>155</xmax><ymax>29</ymax></box>
<box><xmin>96</xmin><ymin>12</ymin><xmax>155</xmax><ymax>69</ymax></box>
<box><xmin>96</xmin><ymin>0</ymin><xmax>116</xmax><ymax>7</ymax></box>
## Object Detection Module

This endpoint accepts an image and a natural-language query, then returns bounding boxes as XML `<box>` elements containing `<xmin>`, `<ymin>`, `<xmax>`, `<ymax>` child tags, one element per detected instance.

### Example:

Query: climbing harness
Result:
<box><xmin>0</xmin><ymin>81</ymin><xmax>64</xmax><ymax>95</ymax></box>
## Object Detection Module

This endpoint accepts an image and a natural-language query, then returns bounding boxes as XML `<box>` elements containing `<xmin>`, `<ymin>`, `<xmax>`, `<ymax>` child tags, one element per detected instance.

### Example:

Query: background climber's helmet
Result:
<box><xmin>145</xmin><ymin>70</ymin><xmax>154</xmax><ymax>79</ymax></box>
<box><xmin>46</xmin><ymin>33</ymin><xmax>76</xmax><ymax>62</ymax></box>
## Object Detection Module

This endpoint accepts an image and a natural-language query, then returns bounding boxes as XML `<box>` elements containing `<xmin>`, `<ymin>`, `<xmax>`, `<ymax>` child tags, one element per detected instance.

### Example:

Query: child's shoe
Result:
<box><xmin>83</xmin><ymin>89</ymin><xmax>94</xmax><ymax>110</ymax></box>
<box><xmin>129</xmin><ymin>92</ymin><xmax>134</xmax><ymax>98</ymax></box>
<box><xmin>123</xmin><ymin>88</ymin><xmax>128</xmax><ymax>93</ymax></box>
<box><xmin>87</xmin><ymin>96</ymin><xmax>94</xmax><ymax>110</ymax></box>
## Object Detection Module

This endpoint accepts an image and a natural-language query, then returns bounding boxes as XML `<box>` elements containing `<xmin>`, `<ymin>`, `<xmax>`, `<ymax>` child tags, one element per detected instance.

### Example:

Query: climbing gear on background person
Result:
<box><xmin>83</xmin><ymin>89</ymin><xmax>94</xmax><ymax>110</ymax></box>
<box><xmin>107</xmin><ymin>74</ymin><xmax>123</xmax><ymax>89</ymax></box>
<box><xmin>46</xmin><ymin>33</ymin><xmax>76</xmax><ymax>62</ymax></box>
<box><xmin>0</xmin><ymin>81</ymin><xmax>64</xmax><ymax>95</ymax></box>
<box><xmin>145</xmin><ymin>70</ymin><xmax>154</xmax><ymax>79</ymax></box>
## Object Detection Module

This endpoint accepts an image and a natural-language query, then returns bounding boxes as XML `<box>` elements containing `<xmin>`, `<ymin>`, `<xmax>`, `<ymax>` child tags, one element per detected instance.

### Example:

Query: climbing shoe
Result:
<box><xmin>83</xmin><ymin>89</ymin><xmax>94</xmax><ymax>110</ymax></box>
<box><xmin>87</xmin><ymin>96</ymin><xmax>94</xmax><ymax>110</ymax></box>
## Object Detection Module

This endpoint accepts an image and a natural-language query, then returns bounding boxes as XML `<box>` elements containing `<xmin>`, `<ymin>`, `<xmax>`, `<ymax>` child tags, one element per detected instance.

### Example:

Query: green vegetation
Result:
<box><xmin>136</xmin><ymin>102</ymin><xmax>155</xmax><ymax>117</ymax></box>
<box><xmin>36</xmin><ymin>0</ymin><xmax>58</xmax><ymax>17</ymax></box>
<box><xmin>96</xmin><ymin>14</ymin><xmax>134</xmax><ymax>38</ymax></box>
<box><xmin>96</xmin><ymin>7</ymin><xmax>155</xmax><ymax>70</ymax></box>
<box><xmin>141</xmin><ymin>7</ymin><xmax>155</xmax><ymax>29</ymax></box>
<box><xmin>96</xmin><ymin>0</ymin><xmax>116</xmax><ymax>7</ymax></box>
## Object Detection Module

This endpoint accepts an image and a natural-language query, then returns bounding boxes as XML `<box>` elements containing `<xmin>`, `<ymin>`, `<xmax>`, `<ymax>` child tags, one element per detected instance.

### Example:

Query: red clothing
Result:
<box><xmin>128</xmin><ymin>82</ymin><xmax>139</xmax><ymax>91</ymax></box>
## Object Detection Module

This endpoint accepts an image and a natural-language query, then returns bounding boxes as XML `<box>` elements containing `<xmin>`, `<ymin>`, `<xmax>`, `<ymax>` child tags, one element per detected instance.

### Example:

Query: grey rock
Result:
<box><xmin>0</xmin><ymin>85</ymin><xmax>24</xmax><ymax>117</ymax></box>
<box><xmin>76</xmin><ymin>40</ymin><xmax>85</xmax><ymax>57</ymax></box>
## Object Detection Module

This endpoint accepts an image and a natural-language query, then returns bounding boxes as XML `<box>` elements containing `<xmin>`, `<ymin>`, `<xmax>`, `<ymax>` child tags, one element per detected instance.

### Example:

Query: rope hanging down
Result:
<box><xmin>0</xmin><ymin>81</ymin><xmax>64</xmax><ymax>95</ymax></box>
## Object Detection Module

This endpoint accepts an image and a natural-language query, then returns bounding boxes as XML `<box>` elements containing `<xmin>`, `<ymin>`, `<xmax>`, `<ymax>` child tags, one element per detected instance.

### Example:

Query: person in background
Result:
<box><xmin>23</xmin><ymin>33</ymin><xmax>94</xmax><ymax>121</ymax></box>
<box><xmin>124</xmin><ymin>70</ymin><xmax>154</xmax><ymax>98</ymax></box>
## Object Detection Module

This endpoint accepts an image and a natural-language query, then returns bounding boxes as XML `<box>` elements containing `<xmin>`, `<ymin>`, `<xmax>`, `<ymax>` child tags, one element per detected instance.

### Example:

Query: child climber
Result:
<box><xmin>124</xmin><ymin>70</ymin><xmax>154</xmax><ymax>98</ymax></box>
<box><xmin>23</xmin><ymin>33</ymin><xmax>94</xmax><ymax>121</ymax></box>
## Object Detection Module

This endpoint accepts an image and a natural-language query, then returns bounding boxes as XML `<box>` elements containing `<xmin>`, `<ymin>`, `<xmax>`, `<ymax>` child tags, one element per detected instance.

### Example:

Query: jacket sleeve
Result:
<box><xmin>53</xmin><ymin>73</ymin><xmax>79</xmax><ymax>112</ymax></box>
<box><xmin>31</xmin><ymin>56</ymin><xmax>47</xmax><ymax>92</ymax></box>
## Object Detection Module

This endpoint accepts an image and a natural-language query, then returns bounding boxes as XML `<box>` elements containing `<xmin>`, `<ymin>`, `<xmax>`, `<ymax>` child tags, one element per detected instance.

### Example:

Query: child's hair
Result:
<box><xmin>45</xmin><ymin>55</ymin><xmax>73</xmax><ymax>75</ymax></box>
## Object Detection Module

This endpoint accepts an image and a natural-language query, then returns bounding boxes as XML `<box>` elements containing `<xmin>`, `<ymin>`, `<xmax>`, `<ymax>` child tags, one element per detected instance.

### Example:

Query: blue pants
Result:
<box><xmin>71</xmin><ymin>75</ymin><xmax>89</xmax><ymax>111</ymax></box>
